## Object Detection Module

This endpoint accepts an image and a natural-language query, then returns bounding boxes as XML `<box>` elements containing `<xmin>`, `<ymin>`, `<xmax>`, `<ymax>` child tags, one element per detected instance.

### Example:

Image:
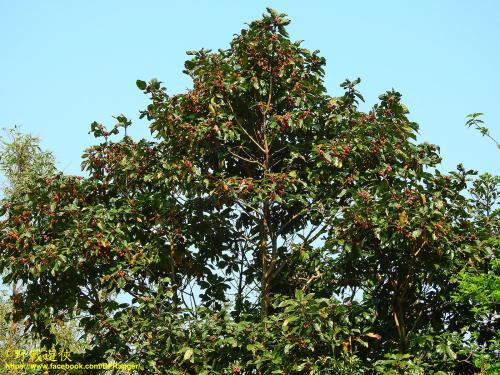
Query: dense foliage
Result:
<box><xmin>0</xmin><ymin>128</ymin><xmax>86</xmax><ymax>375</ymax></box>
<box><xmin>0</xmin><ymin>9</ymin><xmax>498</xmax><ymax>374</ymax></box>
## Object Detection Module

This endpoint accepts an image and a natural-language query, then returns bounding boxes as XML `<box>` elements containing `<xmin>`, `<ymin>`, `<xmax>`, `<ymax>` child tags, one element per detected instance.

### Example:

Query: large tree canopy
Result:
<box><xmin>0</xmin><ymin>9</ymin><xmax>498</xmax><ymax>374</ymax></box>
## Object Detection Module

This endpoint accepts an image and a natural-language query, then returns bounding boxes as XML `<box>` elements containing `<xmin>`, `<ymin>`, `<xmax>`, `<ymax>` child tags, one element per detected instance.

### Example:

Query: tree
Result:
<box><xmin>0</xmin><ymin>127</ymin><xmax>56</xmax><ymax>197</ymax></box>
<box><xmin>0</xmin><ymin>128</ymin><xmax>86</xmax><ymax>374</ymax></box>
<box><xmin>0</xmin><ymin>127</ymin><xmax>55</xmax><ymax>347</ymax></box>
<box><xmin>0</xmin><ymin>9</ymin><xmax>497</xmax><ymax>374</ymax></box>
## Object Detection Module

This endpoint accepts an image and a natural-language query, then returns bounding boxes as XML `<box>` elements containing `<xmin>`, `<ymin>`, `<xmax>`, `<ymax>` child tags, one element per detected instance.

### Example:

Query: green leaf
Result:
<box><xmin>183</xmin><ymin>348</ymin><xmax>194</xmax><ymax>361</ymax></box>
<box><xmin>136</xmin><ymin>80</ymin><xmax>147</xmax><ymax>90</ymax></box>
<box><xmin>294</xmin><ymin>289</ymin><xmax>303</xmax><ymax>300</ymax></box>
<box><xmin>445</xmin><ymin>346</ymin><xmax>457</xmax><ymax>360</ymax></box>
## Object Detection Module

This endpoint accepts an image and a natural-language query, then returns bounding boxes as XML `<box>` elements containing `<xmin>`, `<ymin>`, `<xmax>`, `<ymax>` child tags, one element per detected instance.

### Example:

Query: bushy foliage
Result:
<box><xmin>0</xmin><ymin>9</ymin><xmax>497</xmax><ymax>374</ymax></box>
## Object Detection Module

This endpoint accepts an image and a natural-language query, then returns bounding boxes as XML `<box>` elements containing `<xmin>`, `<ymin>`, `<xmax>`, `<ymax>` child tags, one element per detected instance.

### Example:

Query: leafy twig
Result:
<box><xmin>466</xmin><ymin>113</ymin><xmax>500</xmax><ymax>149</ymax></box>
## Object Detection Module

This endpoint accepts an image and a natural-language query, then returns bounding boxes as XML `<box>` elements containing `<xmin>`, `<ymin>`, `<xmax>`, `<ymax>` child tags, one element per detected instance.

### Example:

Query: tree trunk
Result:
<box><xmin>260</xmin><ymin>214</ymin><xmax>270</xmax><ymax>319</ymax></box>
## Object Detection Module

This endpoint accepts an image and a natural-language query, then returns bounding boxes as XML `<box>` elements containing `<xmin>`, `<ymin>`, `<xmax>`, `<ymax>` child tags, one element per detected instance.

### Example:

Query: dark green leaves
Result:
<box><xmin>136</xmin><ymin>79</ymin><xmax>147</xmax><ymax>90</ymax></box>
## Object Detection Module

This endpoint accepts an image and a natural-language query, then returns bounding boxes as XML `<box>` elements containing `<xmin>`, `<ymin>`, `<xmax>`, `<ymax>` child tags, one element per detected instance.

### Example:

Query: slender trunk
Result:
<box><xmin>259</xmin><ymin>39</ymin><xmax>275</xmax><ymax>320</ymax></box>
<box><xmin>260</xmin><ymin>213</ymin><xmax>270</xmax><ymax>319</ymax></box>
<box><xmin>259</xmin><ymin>140</ymin><xmax>272</xmax><ymax>318</ymax></box>
<box><xmin>259</xmin><ymin>116</ymin><xmax>272</xmax><ymax>319</ymax></box>
<box><xmin>234</xmin><ymin>245</ymin><xmax>245</xmax><ymax>320</ymax></box>
<box><xmin>392</xmin><ymin>287</ymin><xmax>407</xmax><ymax>354</ymax></box>
<box><xmin>169</xmin><ymin>237</ymin><xmax>179</xmax><ymax>308</ymax></box>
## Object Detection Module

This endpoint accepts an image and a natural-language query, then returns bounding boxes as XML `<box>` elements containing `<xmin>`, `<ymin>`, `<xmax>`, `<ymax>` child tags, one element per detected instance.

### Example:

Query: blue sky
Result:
<box><xmin>1</xmin><ymin>1</ymin><xmax>498</xmax><ymax>176</ymax></box>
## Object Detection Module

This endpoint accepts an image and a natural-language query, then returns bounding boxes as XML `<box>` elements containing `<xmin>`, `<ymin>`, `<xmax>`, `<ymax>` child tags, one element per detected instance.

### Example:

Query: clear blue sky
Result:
<box><xmin>1</xmin><ymin>1</ymin><xmax>498</xmax><ymax>175</ymax></box>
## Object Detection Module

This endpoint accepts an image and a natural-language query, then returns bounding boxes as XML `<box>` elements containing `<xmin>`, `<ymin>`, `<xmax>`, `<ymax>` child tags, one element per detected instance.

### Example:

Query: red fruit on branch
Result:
<box><xmin>183</xmin><ymin>160</ymin><xmax>193</xmax><ymax>170</ymax></box>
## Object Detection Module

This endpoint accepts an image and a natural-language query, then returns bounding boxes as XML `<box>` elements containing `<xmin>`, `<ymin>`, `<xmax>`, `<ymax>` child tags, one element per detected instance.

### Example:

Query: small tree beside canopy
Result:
<box><xmin>0</xmin><ymin>128</ymin><xmax>86</xmax><ymax>374</ymax></box>
<box><xmin>0</xmin><ymin>127</ymin><xmax>56</xmax><ymax>197</ymax></box>
<box><xmin>0</xmin><ymin>9</ymin><xmax>497</xmax><ymax>374</ymax></box>
<box><xmin>0</xmin><ymin>127</ymin><xmax>55</xmax><ymax>346</ymax></box>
